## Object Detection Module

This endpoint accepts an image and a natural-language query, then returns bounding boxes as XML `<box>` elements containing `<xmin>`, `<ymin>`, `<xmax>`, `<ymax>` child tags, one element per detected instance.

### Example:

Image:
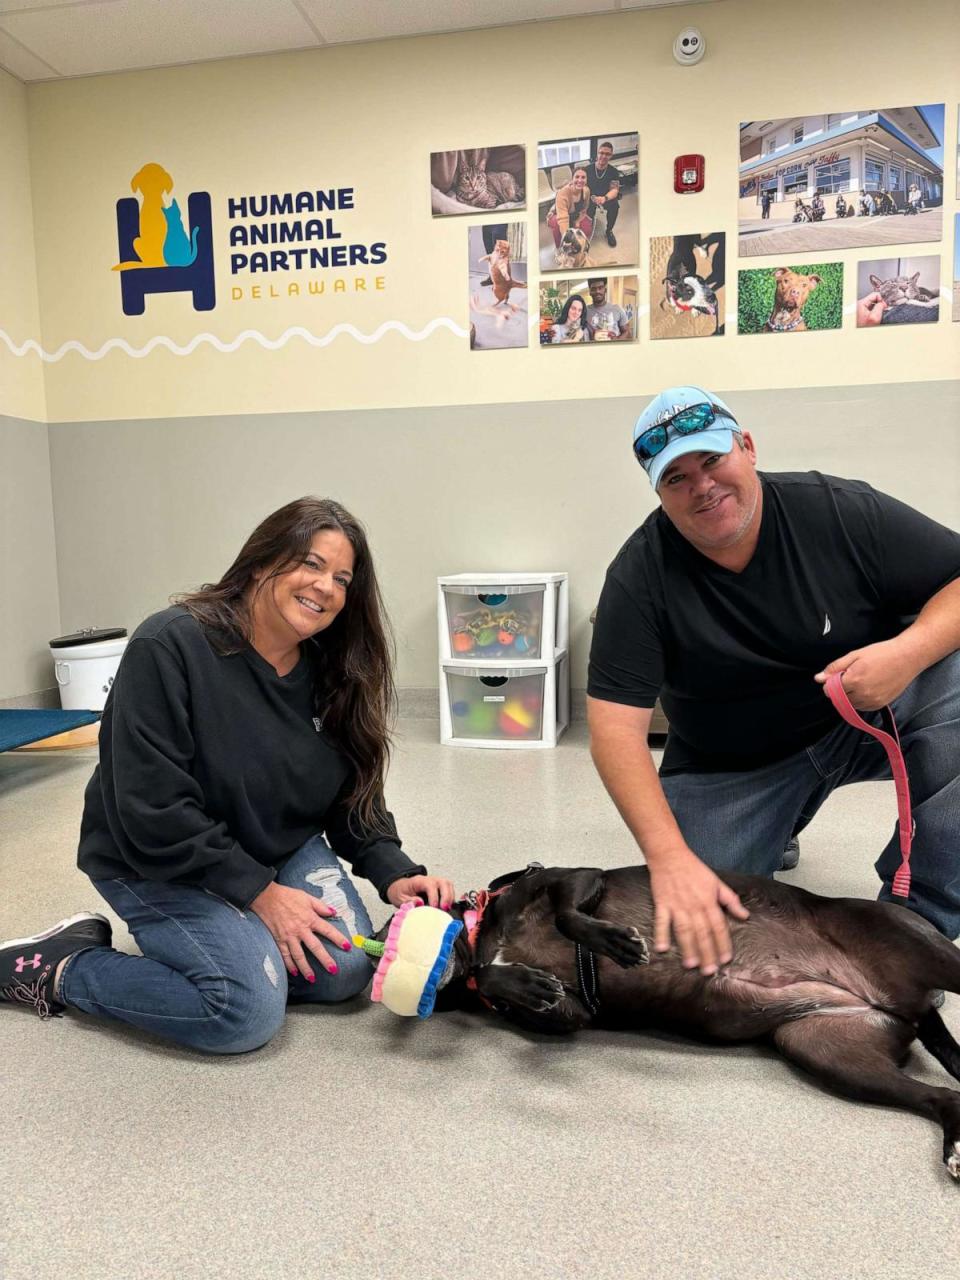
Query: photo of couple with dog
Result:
<box><xmin>539</xmin><ymin>133</ymin><xmax>638</xmax><ymax>272</ymax></box>
<box><xmin>5</xmin><ymin>395</ymin><xmax>960</xmax><ymax>1179</ymax></box>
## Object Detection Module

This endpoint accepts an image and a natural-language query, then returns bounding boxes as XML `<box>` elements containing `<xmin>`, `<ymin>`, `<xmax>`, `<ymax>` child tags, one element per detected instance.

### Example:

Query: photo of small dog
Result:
<box><xmin>651</xmin><ymin>232</ymin><xmax>725</xmax><ymax>339</ymax></box>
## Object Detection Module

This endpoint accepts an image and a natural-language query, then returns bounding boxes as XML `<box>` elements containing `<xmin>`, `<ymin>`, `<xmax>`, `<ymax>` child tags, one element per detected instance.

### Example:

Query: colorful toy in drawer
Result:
<box><xmin>452</xmin><ymin>631</ymin><xmax>474</xmax><ymax>654</ymax></box>
<box><xmin>475</xmin><ymin>627</ymin><xmax>499</xmax><ymax>649</ymax></box>
<box><xmin>500</xmin><ymin>697</ymin><xmax>539</xmax><ymax>736</ymax></box>
<box><xmin>355</xmin><ymin>901</ymin><xmax>463</xmax><ymax>1018</ymax></box>
<box><xmin>497</xmin><ymin>628</ymin><xmax>515</xmax><ymax>647</ymax></box>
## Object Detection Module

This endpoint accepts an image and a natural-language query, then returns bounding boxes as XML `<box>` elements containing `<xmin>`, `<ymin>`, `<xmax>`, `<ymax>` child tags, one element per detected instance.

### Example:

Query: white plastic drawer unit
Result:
<box><xmin>437</xmin><ymin>573</ymin><xmax>568</xmax><ymax>663</ymax></box>
<box><xmin>440</xmin><ymin>655</ymin><xmax>569</xmax><ymax>750</ymax></box>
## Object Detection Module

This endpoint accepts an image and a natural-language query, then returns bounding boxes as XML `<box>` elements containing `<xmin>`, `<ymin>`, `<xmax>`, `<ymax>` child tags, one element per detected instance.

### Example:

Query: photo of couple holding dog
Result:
<box><xmin>538</xmin><ymin>132</ymin><xmax>639</xmax><ymax>272</ymax></box>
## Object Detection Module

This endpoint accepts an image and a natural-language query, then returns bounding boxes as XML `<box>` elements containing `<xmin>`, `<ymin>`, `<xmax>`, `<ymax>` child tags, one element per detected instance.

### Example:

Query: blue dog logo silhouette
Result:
<box><xmin>113</xmin><ymin>162</ymin><xmax>215</xmax><ymax>315</ymax></box>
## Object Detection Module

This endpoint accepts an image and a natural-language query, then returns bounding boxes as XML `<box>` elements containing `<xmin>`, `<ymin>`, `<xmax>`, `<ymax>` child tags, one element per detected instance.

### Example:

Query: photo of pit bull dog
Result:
<box><xmin>371</xmin><ymin>862</ymin><xmax>960</xmax><ymax>1182</ymax></box>
<box><xmin>738</xmin><ymin>263</ymin><xmax>843</xmax><ymax>335</ymax></box>
<box><xmin>651</xmin><ymin>232</ymin><xmax>725</xmax><ymax>338</ymax></box>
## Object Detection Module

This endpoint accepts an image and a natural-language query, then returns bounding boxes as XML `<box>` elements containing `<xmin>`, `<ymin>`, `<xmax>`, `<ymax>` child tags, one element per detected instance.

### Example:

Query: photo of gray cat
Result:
<box><xmin>857</xmin><ymin>256</ymin><xmax>940</xmax><ymax>327</ymax></box>
<box><xmin>431</xmin><ymin>146</ymin><xmax>526</xmax><ymax>217</ymax></box>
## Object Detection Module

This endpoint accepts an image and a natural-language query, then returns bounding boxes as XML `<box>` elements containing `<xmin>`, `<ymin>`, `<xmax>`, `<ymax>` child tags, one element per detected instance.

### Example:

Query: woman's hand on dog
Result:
<box><xmin>649</xmin><ymin>850</ymin><xmax>749</xmax><ymax>975</ymax></box>
<box><xmin>249</xmin><ymin>881</ymin><xmax>348</xmax><ymax>982</ymax></box>
<box><xmin>387</xmin><ymin>874</ymin><xmax>456</xmax><ymax>911</ymax></box>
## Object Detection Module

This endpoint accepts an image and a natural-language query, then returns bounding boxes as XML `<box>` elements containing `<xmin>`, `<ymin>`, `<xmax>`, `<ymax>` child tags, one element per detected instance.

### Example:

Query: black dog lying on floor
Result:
<box><xmin>382</xmin><ymin>863</ymin><xmax>960</xmax><ymax>1181</ymax></box>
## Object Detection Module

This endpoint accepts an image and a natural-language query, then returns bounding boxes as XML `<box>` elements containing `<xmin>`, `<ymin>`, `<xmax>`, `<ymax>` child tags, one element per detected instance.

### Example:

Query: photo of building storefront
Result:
<box><xmin>739</xmin><ymin>106</ymin><xmax>944</xmax><ymax>255</ymax></box>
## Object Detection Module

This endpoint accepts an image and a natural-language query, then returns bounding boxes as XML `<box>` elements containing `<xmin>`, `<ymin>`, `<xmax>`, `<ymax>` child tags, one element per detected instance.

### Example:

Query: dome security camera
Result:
<box><xmin>673</xmin><ymin>27</ymin><xmax>705</xmax><ymax>65</ymax></box>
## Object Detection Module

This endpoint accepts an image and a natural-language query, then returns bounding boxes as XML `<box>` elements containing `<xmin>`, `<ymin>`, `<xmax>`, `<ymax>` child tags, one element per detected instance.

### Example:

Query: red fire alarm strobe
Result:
<box><xmin>674</xmin><ymin>155</ymin><xmax>705</xmax><ymax>193</ymax></box>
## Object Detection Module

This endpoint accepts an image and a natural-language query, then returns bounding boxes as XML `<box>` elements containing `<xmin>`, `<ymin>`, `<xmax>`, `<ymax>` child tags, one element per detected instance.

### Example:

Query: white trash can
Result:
<box><xmin>49</xmin><ymin>628</ymin><xmax>128</xmax><ymax>711</ymax></box>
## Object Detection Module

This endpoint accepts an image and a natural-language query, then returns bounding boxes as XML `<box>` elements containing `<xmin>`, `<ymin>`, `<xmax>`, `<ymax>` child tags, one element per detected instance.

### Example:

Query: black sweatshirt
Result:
<box><xmin>78</xmin><ymin>607</ymin><xmax>425</xmax><ymax>908</ymax></box>
<box><xmin>588</xmin><ymin>472</ymin><xmax>960</xmax><ymax>774</ymax></box>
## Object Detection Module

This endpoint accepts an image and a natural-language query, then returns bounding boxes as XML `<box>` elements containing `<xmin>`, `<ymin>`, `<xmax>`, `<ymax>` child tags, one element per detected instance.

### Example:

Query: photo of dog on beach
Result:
<box><xmin>738</xmin><ymin>262</ymin><xmax>843</xmax><ymax>335</ymax></box>
<box><xmin>538</xmin><ymin>132</ymin><xmax>638</xmax><ymax>273</ymax></box>
<box><xmin>468</xmin><ymin>224</ymin><xmax>528</xmax><ymax>351</ymax></box>
<box><xmin>650</xmin><ymin>233</ymin><xmax>725</xmax><ymax>339</ymax></box>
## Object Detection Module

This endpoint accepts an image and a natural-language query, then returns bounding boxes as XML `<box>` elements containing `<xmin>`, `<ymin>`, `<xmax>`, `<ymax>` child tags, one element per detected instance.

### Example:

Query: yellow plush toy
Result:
<box><xmin>353</xmin><ymin>900</ymin><xmax>463</xmax><ymax>1018</ymax></box>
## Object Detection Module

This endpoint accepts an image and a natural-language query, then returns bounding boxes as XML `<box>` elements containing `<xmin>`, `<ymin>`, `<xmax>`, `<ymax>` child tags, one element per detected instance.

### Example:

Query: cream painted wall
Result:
<box><xmin>1</xmin><ymin>69</ymin><xmax>58</xmax><ymax>699</ymax></box>
<box><xmin>1</xmin><ymin>65</ymin><xmax>46</xmax><ymax>421</ymax></box>
<box><xmin>19</xmin><ymin>0</ymin><xmax>960</xmax><ymax>423</ymax></box>
<box><xmin>47</xmin><ymin>381</ymin><xmax>960</xmax><ymax>693</ymax></box>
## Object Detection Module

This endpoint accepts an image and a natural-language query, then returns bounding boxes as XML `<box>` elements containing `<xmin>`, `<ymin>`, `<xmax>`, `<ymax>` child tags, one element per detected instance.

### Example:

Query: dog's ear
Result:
<box><xmin>808</xmin><ymin>275</ymin><xmax>821</xmax><ymax>288</ymax></box>
<box><xmin>774</xmin><ymin>268</ymin><xmax>787</xmax><ymax>279</ymax></box>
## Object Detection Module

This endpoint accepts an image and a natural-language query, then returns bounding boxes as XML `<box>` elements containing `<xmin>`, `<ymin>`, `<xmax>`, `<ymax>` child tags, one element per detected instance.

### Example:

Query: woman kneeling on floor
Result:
<box><xmin>1</xmin><ymin>497</ymin><xmax>454</xmax><ymax>1052</ymax></box>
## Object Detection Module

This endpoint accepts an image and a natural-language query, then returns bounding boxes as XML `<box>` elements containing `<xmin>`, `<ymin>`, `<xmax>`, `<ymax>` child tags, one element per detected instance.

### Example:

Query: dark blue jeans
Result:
<box><xmin>660</xmin><ymin>653</ymin><xmax>960</xmax><ymax>939</ymax></box>
<box><xmin>60</xmin><ymin>836</ymin><xmax>374</xmax><ymax>1053</ymax></box>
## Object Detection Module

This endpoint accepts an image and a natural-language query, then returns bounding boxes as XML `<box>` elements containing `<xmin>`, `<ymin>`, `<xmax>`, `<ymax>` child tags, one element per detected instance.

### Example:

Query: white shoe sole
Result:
<box><xmin>0</xmin><ymin>911</ymin><xmax>111</xmax><ymax>952</ymax></box>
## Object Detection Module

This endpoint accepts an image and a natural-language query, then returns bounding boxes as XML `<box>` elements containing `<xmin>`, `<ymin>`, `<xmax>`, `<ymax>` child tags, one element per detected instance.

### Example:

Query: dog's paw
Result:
<box><xmin>947</xmin><ymin>1141</ymin><xmax>960</xmax><ymax>1181</ymax></box>
<box><xmin>594</xmin><ymin>925</ymin><xmax>650</xmax><ymax>969</ymax></box>
<box><xmin>523</xmin><ymin>972</ymin><xmax>567</xmax><ymax>1012</ymax></box>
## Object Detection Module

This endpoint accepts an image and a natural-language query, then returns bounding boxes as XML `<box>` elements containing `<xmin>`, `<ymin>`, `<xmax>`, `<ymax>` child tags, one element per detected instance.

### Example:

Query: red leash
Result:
<box><xmin>824</xmin><ymin>673</ymin><xmax>913</xmax><ymax>898</ymax></box>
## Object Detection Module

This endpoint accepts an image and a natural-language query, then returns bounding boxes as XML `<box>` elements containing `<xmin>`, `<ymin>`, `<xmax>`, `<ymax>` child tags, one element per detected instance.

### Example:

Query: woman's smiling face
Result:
<box><xmin>252</xmin><ymin>529</ymin><xmax>355</xmax><ymax>649</ymax></box>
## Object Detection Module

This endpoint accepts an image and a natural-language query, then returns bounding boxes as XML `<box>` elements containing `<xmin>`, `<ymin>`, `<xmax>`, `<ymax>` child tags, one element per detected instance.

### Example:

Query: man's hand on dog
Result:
<box><xmin>815</xmin><ymin>639</ymin><xmax>921</xmax><ymax>710</ymax></box>
<box><xmin>387</xmin><ymin>874</ymin><xmax>456</xmax><ymax>911</ymax></box>
<box><xmin>649</xmin><ymin>851</ymin><xmax>749</xmax><ymax>975</ymax></box>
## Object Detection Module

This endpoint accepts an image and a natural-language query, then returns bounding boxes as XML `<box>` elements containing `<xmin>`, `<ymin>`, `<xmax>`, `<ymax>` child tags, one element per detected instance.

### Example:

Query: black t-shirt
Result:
<box><xmin>588</xmin><ymin>473</ymin><xmax>960</xmax><ymax>774</ymax></box>
<box><xmin>585</xmin><ymin>162</ymin><xmax>623</xmax><ymax>200</ymax></box>
<box><xmin>78</xmin><ymin>607</ymin><xmax>424</xmax><ymax>907</ymax></box>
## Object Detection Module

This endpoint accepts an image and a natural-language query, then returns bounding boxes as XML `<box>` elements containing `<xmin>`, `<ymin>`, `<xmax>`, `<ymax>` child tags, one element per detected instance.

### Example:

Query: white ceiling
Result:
<box><xmin>0</xmin><ymin>0</ymin><xmax>721</xmax><ymax>82</ymax></box>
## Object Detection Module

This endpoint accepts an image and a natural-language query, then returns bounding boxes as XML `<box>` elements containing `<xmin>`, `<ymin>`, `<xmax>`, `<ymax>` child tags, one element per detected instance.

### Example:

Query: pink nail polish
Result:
<box><xmin>327</xmin><ymin>962</ymin><xmax>339</xmax><ymax>974</ymax></box>
<box><xmin>341</xmin><ymin>941</ymin><xmax>351</xmax><ymax>951</ymax></box>
<box><xmin>306</xmin><ymin>973</ymin><xmax>315</xmax><ymax>984</ymax></box>
<box><xmin>441</xmin><ymin>902</ymin><xmax>451</xmax><ymax>911</ymax></box>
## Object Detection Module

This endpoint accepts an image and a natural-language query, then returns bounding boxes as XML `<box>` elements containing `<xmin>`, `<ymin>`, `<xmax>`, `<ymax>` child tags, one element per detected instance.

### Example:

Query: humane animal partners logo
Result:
<box><xmin>113</xmin><ymin>163</ymin><xmax>215</xmax><ymax>316</ymax></box>
<box><xmin>113</xmin><ymin>162</ymin><xmax>389</xmax><ymax>315</ymax></box>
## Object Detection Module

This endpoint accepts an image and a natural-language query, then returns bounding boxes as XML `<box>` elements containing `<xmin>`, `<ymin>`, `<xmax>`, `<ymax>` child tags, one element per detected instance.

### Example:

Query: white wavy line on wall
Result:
<box><xmin>0</xmin><ymin>317</ymin><xmax>469</xmax><ymax>362</ymax></box>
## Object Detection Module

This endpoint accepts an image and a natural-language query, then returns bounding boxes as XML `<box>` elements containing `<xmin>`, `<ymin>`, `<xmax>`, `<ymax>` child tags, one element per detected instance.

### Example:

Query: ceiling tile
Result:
<box><xmin>298</xmin><ymin>0</ymin><xmax>615</xmax><ymax>44</ymax></box>
<box><xmin>0</xmin><ymin>23</ymin><xmax>60</xmax><ymax>76</ymax></box>
<box><xmin>0</xmin><ymin>0</ymin><xmax>320</xmax><ymax>78</ymax></box>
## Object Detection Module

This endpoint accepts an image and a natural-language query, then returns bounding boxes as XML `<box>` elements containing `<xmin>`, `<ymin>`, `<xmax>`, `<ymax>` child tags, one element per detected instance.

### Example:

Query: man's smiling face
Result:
<box><xmin>657</xmin><ymin>432</ymin><xmax>762</xmax><ymax>556</ymax></box>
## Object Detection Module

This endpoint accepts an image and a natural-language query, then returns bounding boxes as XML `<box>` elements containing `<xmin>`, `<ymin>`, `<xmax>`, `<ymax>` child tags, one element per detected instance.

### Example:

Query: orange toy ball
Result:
<box><xmin>521</xmin><ymin>692</ymin><xmax>542</xmax><ymax>713</ymax></box>
<box><xmin>453</xmin><ymin>632</ymin><xmax>474</xmax><ymax>653</ymax></box>
<box><xmin>497</xmin><ymin>629</ymin><xmax>515</xmax><ymax>646</ymax></box>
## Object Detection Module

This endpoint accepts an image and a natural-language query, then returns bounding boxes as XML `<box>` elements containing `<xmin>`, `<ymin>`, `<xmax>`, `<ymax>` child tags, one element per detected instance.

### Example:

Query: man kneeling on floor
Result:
<box><xmin>587</xmin><ymin>385</ymin><xmax>960</xmax><ymax>976</ymax></box>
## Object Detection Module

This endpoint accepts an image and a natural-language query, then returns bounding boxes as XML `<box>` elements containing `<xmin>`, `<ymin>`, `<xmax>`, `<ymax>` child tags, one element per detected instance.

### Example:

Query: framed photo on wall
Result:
<box><xmin>738</xmin><ymin>106</ymin><xmax>944</xmax><ymax>257</ymax></box>
<box><xmin>467</xmin><ymin>224</ymin><xmax>528</xmax><ymax>350</ymax></box>
<box><xmin>539</xmin><ymin>275</ymin><xmax>637</xmax><ymax>344</ymax></box>
<box><xmin>537</xmin><ymin>132</ymin><xmax>639</xmax><ymax>273</ymax></box>
<box><xmin>650</xmin><ymin>233</ymin><xmax>725</xmax><ymax>338</ymax></box>
<box><xmin>856</xmin><ymin>256</ymin><xmax>940</xmax><ymax>327</ymax></box>
<box><xmin>737</xmin><ymin>263</ymin><xmax>843</xmax><ymax>334</ymax></box>
<box><xmin>431</xmin><ymin>146</ymin><xmax>526</xmax><ymax>217</ymax></box>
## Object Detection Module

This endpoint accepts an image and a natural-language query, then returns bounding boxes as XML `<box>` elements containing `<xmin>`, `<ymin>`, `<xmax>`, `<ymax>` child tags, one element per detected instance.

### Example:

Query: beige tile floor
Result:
<box><xmin>2</xmin><ymin>720</ymin><xmax>957</xmax><ymax>1280</ymax></box>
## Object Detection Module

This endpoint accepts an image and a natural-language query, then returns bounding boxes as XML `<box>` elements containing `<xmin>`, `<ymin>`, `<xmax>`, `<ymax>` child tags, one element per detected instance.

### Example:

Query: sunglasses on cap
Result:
<box><xmin>633</xmin><ymin>402</ymin><xmax>740</xmax><ymax>465</ymax></box>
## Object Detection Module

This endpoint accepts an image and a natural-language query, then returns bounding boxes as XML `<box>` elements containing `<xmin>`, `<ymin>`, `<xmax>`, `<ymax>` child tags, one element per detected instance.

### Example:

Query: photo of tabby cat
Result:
<box><xmin>431</xmin><ymin>146</ymin><xmax>526</xmax><ymax>217</ymax></box>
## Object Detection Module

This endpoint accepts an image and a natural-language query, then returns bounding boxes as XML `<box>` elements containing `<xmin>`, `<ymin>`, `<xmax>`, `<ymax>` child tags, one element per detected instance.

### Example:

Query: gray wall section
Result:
<box><xmin>1</xmin><ymin>415</ymin><xmax>61</xmax><ymax>702</ymax></box>
<box><xmin>15</xmin><ymin>379</ymin><xmax>957</xmax><ymax>702</ymax></box>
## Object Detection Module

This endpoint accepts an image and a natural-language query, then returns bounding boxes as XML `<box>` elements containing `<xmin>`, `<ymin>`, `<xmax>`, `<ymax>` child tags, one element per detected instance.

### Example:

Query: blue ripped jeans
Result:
<box><xmin>660</xmin><ymin>652</ymin><xmax>960</xmax><ymax>940</ymax></box>
<box><xmin>60</xmin><ymin>836</ymin><xmax>374</xmax><ymax>1054</ymax></box>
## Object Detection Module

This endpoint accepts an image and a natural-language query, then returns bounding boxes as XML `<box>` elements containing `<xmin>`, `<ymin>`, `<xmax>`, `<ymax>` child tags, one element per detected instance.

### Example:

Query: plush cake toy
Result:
<box><xmin>353</xmin><ymin>901</ymin><xmax>463</xmax><ymax>1018</ymax></box>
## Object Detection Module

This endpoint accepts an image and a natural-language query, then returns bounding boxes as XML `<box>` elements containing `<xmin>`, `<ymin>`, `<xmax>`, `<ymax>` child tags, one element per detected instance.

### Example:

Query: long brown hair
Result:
<box><xmin>174</xmin><ymin>497</ymin><xmax>396</xmax><ymax>832</ymax></box>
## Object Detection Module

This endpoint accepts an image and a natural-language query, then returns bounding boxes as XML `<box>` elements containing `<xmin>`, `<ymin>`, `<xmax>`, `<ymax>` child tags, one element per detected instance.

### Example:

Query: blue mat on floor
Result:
<box><xmin>0</xmin><ymin>709</ymin><xmax>100</xmax><ymax>751</ymax></box>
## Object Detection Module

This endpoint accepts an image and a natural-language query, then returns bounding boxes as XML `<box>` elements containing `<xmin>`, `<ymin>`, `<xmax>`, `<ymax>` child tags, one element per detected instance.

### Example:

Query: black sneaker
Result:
<box><xmin>780</xmin><ymin>837</ymin><xmax>800</xmax><ymax>871</ymax></box>
<box><xmin>0</xmin><ymin>912</ymin><xmax>111</xmax><ymax>1019</ymax></box>
<box><xmin>606</xmin><ymin>231</ymin><xmax>617</xmax><ymax>248</ymax></box>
